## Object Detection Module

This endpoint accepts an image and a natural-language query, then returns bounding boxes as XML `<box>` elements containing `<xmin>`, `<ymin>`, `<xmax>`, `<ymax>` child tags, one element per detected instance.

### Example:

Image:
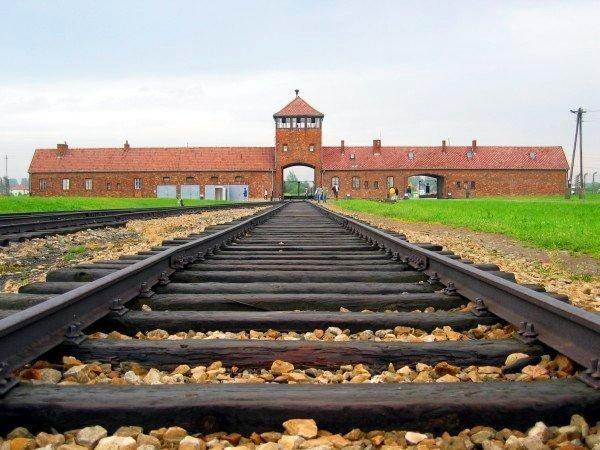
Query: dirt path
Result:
<box><xmin>325</xmin><ymin>204</ymin><xmax>600</xmax><ymax>312</ymax></box>
<box><xmin>0</xmin><ymin>207</ymin><xmax>267</xmax><ymax>293</ymax></box>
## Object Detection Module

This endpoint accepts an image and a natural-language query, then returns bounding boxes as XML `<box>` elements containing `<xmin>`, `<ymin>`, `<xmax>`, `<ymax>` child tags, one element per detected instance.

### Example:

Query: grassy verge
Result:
<box><xmin>0</xmin><ymin>196</ymin><xmax>230</xmax><ymax>214</ymax></box>
<box><xmin>333</xmin><ymin>195</ymin><xmax>600</xmax><ymax>258</ymax></box>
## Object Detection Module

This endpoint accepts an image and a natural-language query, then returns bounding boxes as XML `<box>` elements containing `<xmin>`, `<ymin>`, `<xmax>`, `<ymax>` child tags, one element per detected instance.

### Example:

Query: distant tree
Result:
<box><xmin>285</xmin><ymin>170</ymin><xmax>299</xmax><ymax>182</ymax></box>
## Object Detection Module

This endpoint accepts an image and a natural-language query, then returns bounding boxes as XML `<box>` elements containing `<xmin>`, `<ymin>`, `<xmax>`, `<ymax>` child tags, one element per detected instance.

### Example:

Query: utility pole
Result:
<box><xmin>2</xmin><ymin>155</ymin><xmax>8</xmax><ymax>196</ymax></box>
<box><xmin>567</xmin><ymin>108</ymin><xmax>586</xmax><ymax>199</ymax></box>
<box><xmin>593</xmin><ymin>171</ymin><xmax>598</xmax><ymax>192</ymax></box>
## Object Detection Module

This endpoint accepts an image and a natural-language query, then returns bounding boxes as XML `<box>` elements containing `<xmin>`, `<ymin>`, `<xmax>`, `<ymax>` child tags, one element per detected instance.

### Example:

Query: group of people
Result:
<box><xmin>312</xmin><ymin>184</ymin><xmax>339</xmax><ymax>203</ymax></box>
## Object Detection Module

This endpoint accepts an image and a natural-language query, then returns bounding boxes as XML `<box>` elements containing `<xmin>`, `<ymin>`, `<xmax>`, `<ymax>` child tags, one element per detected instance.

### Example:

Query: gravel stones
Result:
<box><xmin>405</xmin><ymin>432</ymin><xmax>427</xmax><ymax>444</ymax></box>
<box><xmin>75</xmin><ymin>426</ymin><xmax>107</xmax><ymax>448</ymax></box>
<box><xmin>282</xmin><ymin>419</ymin><xmax>318</xmax><ymax>438</ymax></box>
<box><xmin>19</xmin><ymin>352</ymin><xmax>574</xmax><ymax>386</ymax></box>
<box><xmin>94</xmin><ymin>436</ymin><xmax>136</xmax><ymax>450</ymax></box>
<box><xmin>1</xmin><ymin>416</ymin><xmax>598</xmax><ymax>450</ymax></box>
<box><xmin>91</xmin><ymin>323</ymin><xmax>515</xmax><ymax>343</ymax></box>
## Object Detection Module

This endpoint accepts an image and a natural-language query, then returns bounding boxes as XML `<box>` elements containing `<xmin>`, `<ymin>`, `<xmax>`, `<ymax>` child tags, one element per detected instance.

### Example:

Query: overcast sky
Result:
<box><xmin>1</xmin><ymin>1</ymin><xmax>599</xmax><ymax>181</ymax></box>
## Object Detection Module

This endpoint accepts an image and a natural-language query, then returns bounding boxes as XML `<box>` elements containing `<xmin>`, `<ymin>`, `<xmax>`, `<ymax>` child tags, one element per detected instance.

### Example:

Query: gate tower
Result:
<box><xmin>273</xmin><ymin>90</ymin><xmax>324</xmax><ymax>198</ymax></box>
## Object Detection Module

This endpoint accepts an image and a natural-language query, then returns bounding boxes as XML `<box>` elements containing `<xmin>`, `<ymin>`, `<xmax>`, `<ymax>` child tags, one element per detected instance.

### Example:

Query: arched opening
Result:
<box><xmin>283</xmin><ymin>164</ymin><xmax>315</xmax><ymax>199</ymax></box>
<box><xmin>407</xmin><ymin>175</ymin><xmax>445</xmax><ymax>199</ymax></box>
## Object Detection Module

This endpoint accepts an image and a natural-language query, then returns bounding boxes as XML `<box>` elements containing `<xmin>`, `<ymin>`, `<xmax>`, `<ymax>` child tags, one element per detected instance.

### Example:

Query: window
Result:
<box><xmin>456</xmin><ymin>181</ymin><xmax>462</xmax><ymax>189</ymax></box>
<box><xmin>134</xmin><ymin>178</ymin><xmax>141</xmax><ymax>190</ymax></box>
<box><xmin>352</xmin><ymin>176</ymin><xmax>360</xmax><ymax>189</ymax></box>
<box><xmin>85</xmin><ymin>179</ymin><xmax>93</xmax><ymax>190</ymax></box>
<box><xmin>210</xmin><ymin>176</ymin><xmax>219</xmax><ymax>183</ymax></box>
<box><xmin>107</xmin><ymin>182</ymin><xmax>112</xmax><ymax>191</ymax></box>
<box><xmin>186</xmin><ymin>176</ymin><xmax>194</xmax><ymax>183</ymax></box>
<box><xmin>116</xmin><ymin>183</ymin><xmax>121</xmax><ymax>190</ymax></box>
<box><xmin>309</xmin><ymin>144</ymin><xmax>315</xmax><ymax>152</ymax></box>
<box><xmin>529</xmin><ymin>152</ymin><xmax>537</xmax><ymax>160</ymax></box>
<box><xmin>466</xmin><ymin>181</ymin><xmax>476</xmax><ymax>190</ymax></box>
<box><xmin>331</xmin><ymin>176</ymin><xmax>340</xmax><ymax>188</ymax></box>
<box><xmin>466</xmin><ymin>150</ymin><xmax>474</xmax><ymax>160</ymax></box>
<box><xmin>373</xmin><ymin>181</ymin><xmax>379</xmax><ymax>189</ymax></box>
<box><xmin>62</xmin><ymin>179</ymin><xmax>70</xmax><ymax>191</ymax></box>
<box><xmin>39</xmin><ymin>179</ymin><xmax>47</xmax><ymax>191</ymax></box>
<box><xmin>283</xmin><ymin>144</ymin><xmax>288</xmax><ymax>152</ymax></box>
<box><xmin>234</xmin><ymin>175</ymin><xmax>243</xmax><ymax>183</ymax></box>
<box><xmin>350</xmin><ymin>153</ymin><xmax>356</xmax><ymax>159</ymax></box>
<box><xmin>471</xmin><ymin>181</ymin><xmax>476</xmax><ymax>189</ymax></box>
<box><xmin>386</xmin><ymin>176</ymin><xmax>394</xmax><ymax>188</ymax></box>
<box><xmin>407</xmin><ymin>151</ymin><xmax>415</xmax><ymax>160</ymax></box>
<box><xmin>364</xmin><ymin>181</ymin><xmax>369</xmax><ymax>189</ymax></box>
<box><xmin>163</xmin><ymin>176</ymin><xmax>170</xmax><ymax>183</ymax></box>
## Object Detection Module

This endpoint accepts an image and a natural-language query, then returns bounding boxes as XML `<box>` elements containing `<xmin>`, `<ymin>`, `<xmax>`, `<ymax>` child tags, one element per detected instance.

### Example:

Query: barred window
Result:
<box><xmin>39</xmin><ymin>179</ymin><xmax>47</xmax><ymax>190</ymax></box>
<box><xmin>62</xmin><ymin>179</ymin><xmax>70</xmax><ymax>190</ymax></box>
<box><xmin>352</xmin><ymin>176</ymin><xmax>360</xmax><ymax>189</ymax></box>
<box><xmin>373</xmin><ymin>181</ymin><xmax>379</xmax><ymax>189</ymax></box>
<box><xmin>331</xmin><ymin>176</ymin><xmax>340</xmax><ymax>188</ymax></box>
<box><xmin>85</xmin><ymin>179</ymin><xmax>93</xmax><ymax>190</ymax></box>
<box><xmin>364</xmin><ymin>181</ymin><xmax>369</xmax><ymax>189</ymax></box>
<box><xmin>386</xmin><ymin>176</ymin><xmax>394</xmax><ymax>188</ymax></box>
<box><xmin>134</xmin><ymin>178</ymin><xmax>141</xmax><ymax>190</ymax></box>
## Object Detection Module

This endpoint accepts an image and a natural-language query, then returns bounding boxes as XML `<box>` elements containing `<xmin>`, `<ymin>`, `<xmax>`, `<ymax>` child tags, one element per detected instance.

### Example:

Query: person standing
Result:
<box><xmin>332</xmin><ymin>184</ymin><xmax>339</xmax><ymax>200</ymax></box>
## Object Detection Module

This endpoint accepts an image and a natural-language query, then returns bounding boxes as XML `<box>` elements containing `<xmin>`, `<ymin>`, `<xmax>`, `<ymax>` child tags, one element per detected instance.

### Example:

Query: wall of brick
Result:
<box><xmin>30</xmin><ymin>171</ymin><xmax>274</xmax><ymax>200</ymax></box>
<box><xmin>274</xmin><ymin>127</ymin><xmax>322</xmax><ymax>197</ymax></box>
<box><xmin>322</xmin><ymin>169</ymin><xmax>567</xmax><ymax>199</ymax></box>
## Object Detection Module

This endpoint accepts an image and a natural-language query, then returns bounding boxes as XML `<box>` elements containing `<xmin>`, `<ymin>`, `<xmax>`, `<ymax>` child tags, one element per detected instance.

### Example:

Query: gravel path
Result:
<box><xmin>0</xmin><ymin>207</ymin><xmax>268</xmax><ymax>293</ymax></box>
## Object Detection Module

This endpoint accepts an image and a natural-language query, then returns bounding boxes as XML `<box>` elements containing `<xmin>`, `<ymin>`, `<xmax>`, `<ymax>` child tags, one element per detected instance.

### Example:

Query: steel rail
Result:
<box><xmin>0</xmin><ymin>202</ymin><xmax>274</xmax><ymax>235</ymax></box>
<box><xmin>0</xmin><ymin>203</ymin><xmax>285</xmax><ymax>394</ymax></box>
<box><xmin>313</xmin><ymin>203</ymin><xmax>600</xmax><ymax>387</ymax></box>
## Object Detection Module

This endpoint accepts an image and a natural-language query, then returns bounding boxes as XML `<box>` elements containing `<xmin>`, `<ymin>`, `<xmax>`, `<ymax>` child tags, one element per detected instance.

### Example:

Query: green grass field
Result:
<box><xmin>334</xmin><ymin>194</ymin><xmax>600</xmax><ymax>258</ymax></box>
<box><xmin>0</xmin><ymin>196</ymin><xmax>230</xmax><ymax>214</ymax></box>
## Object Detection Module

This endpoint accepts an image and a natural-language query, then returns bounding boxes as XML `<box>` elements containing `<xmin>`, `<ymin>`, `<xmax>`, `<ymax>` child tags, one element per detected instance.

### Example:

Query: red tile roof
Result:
<box><xmin>29</xmin><ymin>147</ymin><xmax>274</xmax><ymax>173</ymax></box>
<box><xmin>322</xmin><ymin>145</ymin><xmax>568</xmax><ymax>171</ymax></box>
<box><xmin>273</xmin><ymin>96</ymin><xmax>324</xmax><ymax>118</ymax></box>
<box><xmin>29</xmin><ymin>144</ymin><xmax>568</xmax><ymax>174</ymax></box>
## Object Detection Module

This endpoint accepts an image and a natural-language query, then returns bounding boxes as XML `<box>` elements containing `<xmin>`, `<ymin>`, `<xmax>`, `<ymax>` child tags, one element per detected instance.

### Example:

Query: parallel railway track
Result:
<box><xmin>0</xmin><ymin>201</ymin><xmax>598</xmax><ymax>434</ymax></box>
<box><xmin>0</xmin><ymin>202</ymin><xmax>270</xmax><ymax>246</ymax></box>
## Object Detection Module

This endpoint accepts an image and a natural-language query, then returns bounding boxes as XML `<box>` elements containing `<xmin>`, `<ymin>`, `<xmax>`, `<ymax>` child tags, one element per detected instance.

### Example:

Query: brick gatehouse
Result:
<box><xmin>29</xmin><ymin>92</ymin><xmax>568</xmax><ymax>200</ymax></box>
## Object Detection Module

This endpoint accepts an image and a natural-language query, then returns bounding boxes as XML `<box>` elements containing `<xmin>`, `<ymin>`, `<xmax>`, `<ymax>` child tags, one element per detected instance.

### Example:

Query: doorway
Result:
<box><xmin>283</xmin><ymin>165</ymin><xmax>315</xmax><ymax>199</ymax></box>
<box><xmin>407</xmin><ymin>175</ymin><xmax>444</xmax><ymax>199</ymax></box>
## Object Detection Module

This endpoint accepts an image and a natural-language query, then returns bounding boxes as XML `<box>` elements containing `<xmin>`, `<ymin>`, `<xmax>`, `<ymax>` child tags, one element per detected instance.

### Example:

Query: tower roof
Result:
<box><xmin>274</xmin><ymin>92</ymin><xmax>324</xmax><ymax>118</ymax></box>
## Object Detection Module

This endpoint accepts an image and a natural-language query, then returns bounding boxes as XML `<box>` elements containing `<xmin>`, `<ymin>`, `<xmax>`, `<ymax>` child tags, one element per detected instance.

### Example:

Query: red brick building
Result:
<box><xmin>29</xmin><ymin>92</ymin><xmax>568</xmax><ymax>199</ymax></box>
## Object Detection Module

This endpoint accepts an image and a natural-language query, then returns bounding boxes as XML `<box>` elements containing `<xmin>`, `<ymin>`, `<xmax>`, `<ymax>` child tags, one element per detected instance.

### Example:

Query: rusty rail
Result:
<box><xmin>0</xmin><ymin>203</ymin><xmax>285</xmax><ymax>394</ymax></box>
<box><xmin>313</xmin><ymin>203</ymin><xmax>600</xmax><ymax>387</ymax></box>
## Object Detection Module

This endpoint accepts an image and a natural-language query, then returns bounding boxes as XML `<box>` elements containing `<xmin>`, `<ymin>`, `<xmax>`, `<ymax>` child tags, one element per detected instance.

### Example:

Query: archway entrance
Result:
<box><xmin>407</xmin><ymin>175</ymin><xmax>445</xmax><ymax>199</ymax></box>
<box><xmin>283</xmin><ymin>165</ymin><xmax>315</xmax><ymax>199</ymax></box>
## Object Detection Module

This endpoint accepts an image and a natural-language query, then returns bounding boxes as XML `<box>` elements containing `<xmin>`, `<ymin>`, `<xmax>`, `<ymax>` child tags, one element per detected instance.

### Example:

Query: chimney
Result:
<box><xmin>57</xmin><ymin>142</ymin><xmax>68</xmax><ymax>157</ymax></box>
<box><xmin>373</xmin><ymin>139</ymin><xmax>381</xmax><ymax>155</ymax></box>
<box><xmin>124</xmin><ymin>140</ymin><xmax>130</xmax><ymax>150</ymax></box>
<box><xmin>340</xmin><ymin>140</ymin><xmax>345</xmax><ymax>154</ymax></box>
<box><xmin>442</xmin><ymin>140</ymin><xmax>447</xmax><ymax>152</ymax></box>
<box><xmin>472</xmin><ymin>139</ymin><xmax>477</xmax><ymax>151</ymax></box>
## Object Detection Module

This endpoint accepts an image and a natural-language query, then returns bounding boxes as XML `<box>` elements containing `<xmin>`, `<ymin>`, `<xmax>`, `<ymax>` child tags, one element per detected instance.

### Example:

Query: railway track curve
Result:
<box><xmin>0</xmin><ymin>201</ymin><xmax>598</xmax><ymax>434</ymax></box>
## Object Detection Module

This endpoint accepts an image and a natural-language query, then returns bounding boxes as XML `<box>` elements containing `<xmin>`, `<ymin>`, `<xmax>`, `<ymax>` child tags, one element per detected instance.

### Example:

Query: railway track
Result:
<box><xmin>0</xmin><ymin>202</ymin><xmax>270</xmax><ymax>246</ymax></box>
<box><xmin>0</xmin><ymin>201</ymin><xmax>598</xmax><ymax>435</ymax></box>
